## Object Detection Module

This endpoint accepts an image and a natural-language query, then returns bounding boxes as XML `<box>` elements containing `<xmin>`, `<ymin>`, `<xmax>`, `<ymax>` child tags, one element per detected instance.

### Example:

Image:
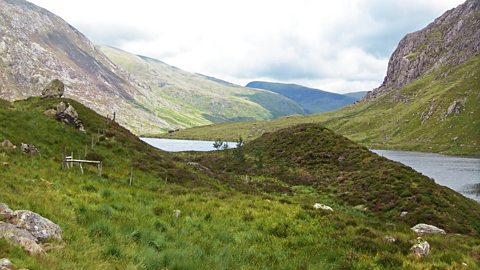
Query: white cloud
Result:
<box><xmin>29</xmin><ymin>0</ymin><xmax>465</xmax><ymax>93</ymax></box>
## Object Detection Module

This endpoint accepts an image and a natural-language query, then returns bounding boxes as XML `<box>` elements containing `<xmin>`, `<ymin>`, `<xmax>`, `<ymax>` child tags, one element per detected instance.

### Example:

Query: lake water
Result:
<box><xmin>141</xmin><ymin>138</ymin><xmax>237</xmax><ymax>152</ymax></box>
<box><xmin>373</xmin><ymin>150</ymin><xmax>480</xmax><ymax>201</ymax></box>
<box><xmin>141</xmin><ymin>138</ymin><xmax>480</xmax><ymax>201</ymax></box>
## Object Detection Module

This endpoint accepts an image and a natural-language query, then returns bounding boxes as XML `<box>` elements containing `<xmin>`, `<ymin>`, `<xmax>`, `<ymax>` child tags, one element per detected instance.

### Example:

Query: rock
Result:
<box><xmin>354</xmin><ymin>205</ymin><xmax>368</xmax><ymax>211</ymax></box>
<box><xmin>0</xmin><ymin>222</ymin><xmax>45</xmax><ymax>256</ymax></box>
<box><xmin>411</xmin><ymin>223</ymin><xmax>446</xmax><ymax>235</ymax></box>
<box><xmin>400</xmin><ymin>211</ymin><xmax>408</xmax><ymax>218</ymax></box>
<box><xmin>187</xmin><ymin>162</ymin><xmax>211</xmax><ymax>174</ymax></box>
<box><xmin>445</xmin><ymin>99</ymin><xmax>465</xmax><ymax>117</ymax></box>
<box><xmin>0</xmin><ymin>204</ymin><xmax>13</xmax><ymax>219</ymax></box>
<box><xmin>410</xmin><ymin>238</ymin><xmax>430</xmax><ymax>257</ymax></box>
<box><xmin>43</xmin><ymin>108</ymin><xmax>57</xmax><ymax>118</ymax></box>
<box><xmin>313</xmin><ymin>203</ymin><xmax>333</xmax><ymax>212</ymax></box>
<box><xmin>0</xmin><ymin>140</ymin><xmax>16</xmax><ymax>150</ymax></box>
<box><xmin>8</xmin><ymin>210</ymin><xmax>62</xmax><ymax>242</ymax></box>
<box><xmin>20</xmin><ymin>143</ymin><xmax>39</xmax><ymax>155</ymax></box>
<box><xmin>337</xmin><ymin>156</ymin><xmax>345</xmax><ymax>163</ymax></box>
<box><xmin>173</xmin><ymin>209</ymin><xmax>181</xmax><ymax>218</ymax></box>
<box><xmin>0</xmin><ymin>258</ymin><xmax>13</xmax><ymax>270</ymax></box>
<box><xmin>41</xmin><ymin>79</ymin><xmax>64</xmax><ymax>99</ymax></box>
<box><xmin>55</xmin><ymin>102</ymin><xmax>85</xmax><ymax>131</ymax></box>
<box><xmin>383</xmin><ymin>236</ymin><xmax>396</xmax><ymax>243</ymax></box>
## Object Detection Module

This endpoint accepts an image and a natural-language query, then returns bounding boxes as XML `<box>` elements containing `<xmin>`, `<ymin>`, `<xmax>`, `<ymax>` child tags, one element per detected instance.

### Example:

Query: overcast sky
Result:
<box><xmin>29</xmin><ymin>0</ymin><xmax>464</xmax><ymax>93</ymax></box>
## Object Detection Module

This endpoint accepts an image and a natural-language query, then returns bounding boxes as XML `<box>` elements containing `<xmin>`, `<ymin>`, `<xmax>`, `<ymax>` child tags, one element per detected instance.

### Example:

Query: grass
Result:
<box><xmin>161</xmin><ymin>54</ymin><xmax>480</xmax><ymax>156</ymax></box>
<box><xmin>0</xmin><ymin>97</ymin><xmax>479</xmax><ymax>269</ymax></box>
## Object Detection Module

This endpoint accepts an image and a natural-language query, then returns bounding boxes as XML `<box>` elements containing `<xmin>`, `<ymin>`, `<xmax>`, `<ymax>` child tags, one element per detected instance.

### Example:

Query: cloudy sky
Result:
<box><xmin>30</xmin><ymin>0</ymin><xmax>464</xmax><ymax>93</ymax></box>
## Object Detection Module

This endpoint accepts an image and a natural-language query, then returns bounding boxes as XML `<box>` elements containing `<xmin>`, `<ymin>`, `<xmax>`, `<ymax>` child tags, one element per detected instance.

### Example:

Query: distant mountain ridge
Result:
<box><xmin>0</xmin><ymin>0</ymin><xmax>305</xmax><ymax>134</ymax></box>
<box><xmin>246</xmin><ymin>81</ymin><xmax>356</xmax><ymax>114</ymax></box>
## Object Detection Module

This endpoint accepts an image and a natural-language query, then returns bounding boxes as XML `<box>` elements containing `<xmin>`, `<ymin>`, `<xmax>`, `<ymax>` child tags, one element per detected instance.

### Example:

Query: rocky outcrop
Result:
<box><xmin>411</xmin><ymin>238</ymin><xmax>430</xmax><ymax>257</ymax></box>
<box><xmin>0</xmin><ymin>203</ymin><xmax>62</xmax><ymax>256</ymax></box>
<box><xmin>411</xmin><ymin>223</ymin><xmax>446</xmax><ymax>235</ymax></box>
<box><xmin>20</xmin><ymin>143</ymin><xmax>39</xmax><ymax>155</ymax></box>
<box><xmin>365</xmin><ymin>0</ymin><xmax>480</xmax><ymax>100</ymax></box>
<box><xmin>54</xmin><ymin>102</ymin><xmax>84</xmax><ymax>131</ymax></box>
<box><xmin>40</xmin><ymin>79</ymin><xmax>64</xmax><ymax>98</ymax></box>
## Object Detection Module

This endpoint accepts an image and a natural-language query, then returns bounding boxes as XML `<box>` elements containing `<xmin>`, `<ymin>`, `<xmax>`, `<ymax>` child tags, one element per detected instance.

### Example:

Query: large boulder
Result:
<box><xmin>411</xmin><ymin>223</ymin><xmax>446</xmax><ymax>235</ymax></box>
<box><xmin>9</xmin><ymin>210</ymin><xmax>62</xmax><ymax>242</ymax></box>
<box><xmin>41</xmin><ymin>79</ymin><xmax>64</xmax><ymax>99</ymax></box>
<box><xmin>55</xmin><ymin>102</ymin><xmax>85</xmax><ymax>131</ymax></box>
<box><xmin>0</xmin><ymin>222</ymin><xmax>45</xmax><ymax>256</ymax></box>
<box><xmin>0</xmin><ymin>203</ymin><xmax>62</xmax><ymax>242</ymax></box>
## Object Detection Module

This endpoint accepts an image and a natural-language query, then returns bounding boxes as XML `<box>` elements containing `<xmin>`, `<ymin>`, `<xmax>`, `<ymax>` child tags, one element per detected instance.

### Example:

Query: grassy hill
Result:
<box><xmin>163</xmin><ymin>54</ymin><xmax>480</xmax><ymax>155</ymax></box>
<box><xmin>0</xmin><ymin>98</ymin><xmax>479</xmax><ymax>269</ymax></box>
<box><xmin>99</xmin><ymin>46</ymin><xmax>305</xmax><ymax>132</ymax></box>
<box><xmin>246</xmin><ymin>81</ymin><xmax>356</xmax><ymax>114</ymax></box>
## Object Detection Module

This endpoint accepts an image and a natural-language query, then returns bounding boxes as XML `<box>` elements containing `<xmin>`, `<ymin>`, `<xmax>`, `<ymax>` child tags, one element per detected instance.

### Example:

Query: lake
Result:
<box><xmin>141</xmin><ymin>138</ymin><xmax>480</xmax><ymax>201</ymax></box>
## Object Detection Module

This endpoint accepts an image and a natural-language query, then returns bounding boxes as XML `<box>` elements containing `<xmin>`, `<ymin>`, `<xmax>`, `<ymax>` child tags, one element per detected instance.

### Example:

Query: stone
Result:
<box><xmin>410</xmin><ymin>238</ymin><xmax>430</xmax><ymax>257</ymax></box>
<box><xmin>0</xmin><ymin>258</ymin><xmax>13</xmax><ymax>270</ymax></box>
<box><xmin>55</xmin><ymin>102</ymin><xmax>85</xmax><ymax>131</ymax></box>
<box><xmin>0</xmin><ymin>204</ymin><xmax>13</xmax><ymax>219</ymax></box>
<box><xmin>8</xmin><ymin>210</ymin><xmax>62</xmax><ymax>242</ymax></box>
<box><xmin>383</xmin><ymin>236</ymin><xmax>396</xmax><ymax>243</ymax></box>
<box><xmin>187</xmin><ymin>162</ymin><xmax>211</xmax><ymax>174</ymax></box>
<box><xmin>0</xmin><ymin>222</ymin><xmax>45</xmax><ymax>256</ymax></box>
<box><xmin>41</xmin><ymin>79</ymin><xmax>64</xmax><ymax>99</ymax></box>
<box><xmin>354</xmin><ymin>205</ymin><xmax>368</xmax><ymax>211</ymax></box>
<box><xmin>411</xmin><ymin>223</ymin><xmax>446</xmax><ymax>235</ymax></box>
<box><xmin>43</xmin><ymin>108</ymin><xmax>57</xmax><ymax>118</ymax></box>
<box><xmin>173</xmin><ymin>209</ymin><xmax>181</xmax><ymax>218</ymax></box>
<box><xmin>400</xmin><ymin>211</ymin><xmax>408</xmax><ymax>218</ymax></box>
<box><xmin>445</xmin><ymin>99</ymin><xmax>465</xmax><ymax>117</ymax></box>
<box><xmin>0</xmin><ymin>140</ymin><xmax>16</xmax><ymax>150</ymax></box>
<box><xmin>313</xmin><ymin>203</ymin><xmax>333</xmax><ymax>212</ymax></box>
<box><xmin>20</xmin><ymin>143</ymin><xmax>39</xmax><ymax>155</ymax></box>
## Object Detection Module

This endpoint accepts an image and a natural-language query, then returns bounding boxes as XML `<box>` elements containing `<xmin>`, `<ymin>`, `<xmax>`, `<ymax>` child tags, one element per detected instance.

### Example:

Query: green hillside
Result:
<box><xmin>246</xmin><ymin>81</ymin><xmax>356</xmax><ymax>113</ymax></box>
<box><xmin>1</xmin><ymin>98</ymin><xmax>479</xmax><ymax>269</ymax></box>
<box><xmin>163</xmin><ymin>54</ymin><xmax>480</xmax><ymax>155</ymax></box>
<box><xmin>99</xmin><ymin>46</ymin><xmax>305</xmax><ymax>132</ymax></box>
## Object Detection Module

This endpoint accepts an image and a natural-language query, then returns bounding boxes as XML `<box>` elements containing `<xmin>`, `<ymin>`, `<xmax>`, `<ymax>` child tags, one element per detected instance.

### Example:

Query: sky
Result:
<box><xmin>29</xmin><ymin>0</ymin><xmax>464</xmax><ymax>93</ymax></box>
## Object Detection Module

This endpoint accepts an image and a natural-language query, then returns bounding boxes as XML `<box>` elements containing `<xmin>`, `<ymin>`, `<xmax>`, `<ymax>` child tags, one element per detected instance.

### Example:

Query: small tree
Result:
<box><xmin>213</xmin><ymin>139</ymin><xmax>224</xmax><ymax>150</ymax></box>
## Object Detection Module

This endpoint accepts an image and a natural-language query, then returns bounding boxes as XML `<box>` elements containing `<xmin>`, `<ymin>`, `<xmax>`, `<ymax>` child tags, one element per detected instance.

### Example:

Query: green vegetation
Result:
<box><xmin>163</xmin><ymin>54</ymin><xmax>480</xmax><ymax>155</ymax></box>
<box><xmin>0</xmin><ymin>98</ymin><xmax>479</xmax><ymax>269</ymax></box>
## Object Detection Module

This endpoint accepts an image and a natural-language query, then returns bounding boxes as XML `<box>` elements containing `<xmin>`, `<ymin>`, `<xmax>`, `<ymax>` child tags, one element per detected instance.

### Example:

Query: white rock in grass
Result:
<box><xmin>0</xmin><ymin>258</ymin><xmax>13</xmax><ymax>270</ymax></box>
<box><xmin>411</xmin><ymin>238</ymin><xmax>430</xmax><ymax>257</ymax></box>
<box><xmin>313</xmin><ymin>203</ymin><xmax>333</xmax><ymax>212</ymax></box>
<box><xmin>173</xmin><ymin>209</ymin><xmax>181</xmax><ymax>218</ymax></box>
<box><xmin>411</xmin><ymin>223</ymin><xmax>446</xmax><ymax>235</ymax></box>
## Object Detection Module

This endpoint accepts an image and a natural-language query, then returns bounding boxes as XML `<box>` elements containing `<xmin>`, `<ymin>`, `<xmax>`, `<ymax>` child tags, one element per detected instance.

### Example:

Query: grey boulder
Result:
<box><xmin>411</xmin><ymin>223</ymin><xmax>446</xmax><ymax>235</ymax></box>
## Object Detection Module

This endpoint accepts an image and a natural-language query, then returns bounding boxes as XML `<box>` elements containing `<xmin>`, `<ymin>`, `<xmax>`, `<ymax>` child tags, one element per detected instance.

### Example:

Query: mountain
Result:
<box><xmin>0</xmin><ymin>0</ymin><xmax>303</xmax><ymax>135</ymax></box>
<box><xmin>99</xmin><ymin>46</ymin><xmax>305</xmax><ymax>127</ymax></box>
<box><xmin>0</xmin><ymin>97</ymin><xmax>479</xmax><ymax>268</ymax></box>
<box><xmin>164</xmin><ymin>0</ymin><xmax>480</xmax><ymax>155</ymax></box>
<box><xmin>246</xmin><ymin>81</ymin><xmax>356</xmax><ymax>114</ymax></box>
<box><xmin>343</xmin><ymin>91</ymin><xmax>368</xmax><ymax>100</ymax></box>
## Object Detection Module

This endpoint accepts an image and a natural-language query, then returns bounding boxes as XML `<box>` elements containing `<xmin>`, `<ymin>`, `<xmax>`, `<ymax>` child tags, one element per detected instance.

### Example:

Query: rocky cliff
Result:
<box><xmin>365</xmin><ymin>0</ymin><xmax>480</xmax><ymax>100</ymax></box>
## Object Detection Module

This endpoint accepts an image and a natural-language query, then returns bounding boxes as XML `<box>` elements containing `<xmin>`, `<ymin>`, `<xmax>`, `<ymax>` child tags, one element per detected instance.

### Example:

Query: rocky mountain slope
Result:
<box><xmin>365</xmin><ymin>0</ymin><xmax>480</xmax><ymax>100</ymax></box>
<box><xmin>0</xmin><ymin>0</ymin><xmax>303</xmax><ymax>135</ymax></box>
<box><xmin>99</xmin><ymin>46</ymin><xmax>305</xmax><ymax>128</ymax></box>
<box><xmin>246</xmin><ymin>81</ymin><xmax>356</xmax><ymax>114</ymax></box>
<box><xmin>165</xmin><ymin>0</ymin><xmax>480</xmax><ymax>155</ymax></box>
